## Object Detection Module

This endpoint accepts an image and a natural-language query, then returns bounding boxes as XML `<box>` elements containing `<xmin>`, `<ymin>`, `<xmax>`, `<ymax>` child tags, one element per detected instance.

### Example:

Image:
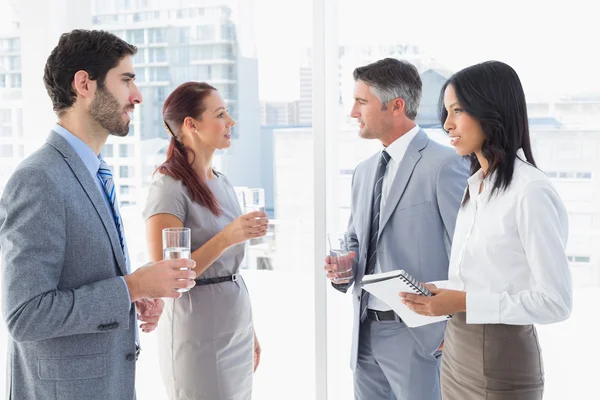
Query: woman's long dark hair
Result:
<box><xmin>158</xmin><ymin>81</ymin><xmax>221</xmax><ymax>216</ymax></box>
<box><xmin>438</xmin><ymin>61</ymin><xmax>536</xmax><ymax>205</ymax></box>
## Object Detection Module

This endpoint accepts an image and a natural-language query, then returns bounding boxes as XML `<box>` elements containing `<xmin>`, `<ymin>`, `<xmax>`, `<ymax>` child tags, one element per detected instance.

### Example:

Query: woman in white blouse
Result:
<box><xmin>400</xmin><ymin>61</ymin><xmax>572</xmax><ymax>399</ymax></box>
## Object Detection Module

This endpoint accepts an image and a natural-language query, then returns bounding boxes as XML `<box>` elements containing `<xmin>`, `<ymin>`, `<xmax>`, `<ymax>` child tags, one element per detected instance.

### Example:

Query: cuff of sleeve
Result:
<box><xmin>428</xmin><ymin>280</ymin><xmax>449</xmax><ymax>289</ymax></box>
<box><xmin>466</xmin><ymin>291</ymin><xmax>501</xmax><ymax>324</ymax></box>
<box><xmin>120</xmin><ymin>276</ymin><xmax>132</xmax><ymax>305</ymax></box>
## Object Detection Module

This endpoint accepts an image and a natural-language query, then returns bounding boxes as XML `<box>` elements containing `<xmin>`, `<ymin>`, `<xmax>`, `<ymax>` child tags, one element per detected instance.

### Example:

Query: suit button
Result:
<box><xmin>126</xmin><ymin>353</ymin><xmax>135</xmax><ymax>361</ymax></box>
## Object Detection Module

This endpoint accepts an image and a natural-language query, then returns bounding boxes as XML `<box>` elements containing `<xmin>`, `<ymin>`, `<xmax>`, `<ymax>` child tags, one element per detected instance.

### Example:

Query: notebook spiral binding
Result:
<box><xmin>399</xmin><ymin>272</ymin><xmax>452</xmax><ymax>320</ymax></box>
<box><xmin>398</xmin><ymin>273</ymin><xmax>432</xmax><ymax>296</ymax></box>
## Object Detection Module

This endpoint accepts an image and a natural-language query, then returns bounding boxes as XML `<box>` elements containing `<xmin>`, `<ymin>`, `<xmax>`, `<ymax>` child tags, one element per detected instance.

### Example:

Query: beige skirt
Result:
<box><xmin>441</xmin><ymin>312</ymin><xmax>544</xmax><ymax>400</ymax></box>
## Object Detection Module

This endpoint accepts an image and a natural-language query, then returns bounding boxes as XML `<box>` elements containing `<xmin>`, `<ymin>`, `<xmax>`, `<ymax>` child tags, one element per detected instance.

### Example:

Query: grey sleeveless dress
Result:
<box><xmin>143</xmin><ymin>172</ymin><xmax>254</xmax><ymax>400</ymax></box>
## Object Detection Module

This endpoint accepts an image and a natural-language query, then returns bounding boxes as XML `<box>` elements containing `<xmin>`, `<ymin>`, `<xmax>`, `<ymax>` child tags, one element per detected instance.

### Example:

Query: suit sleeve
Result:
<box><xmin>435</xmin><ymin>154</ymin><xmax>470</xmax><ymax>251</ymax></box>
<box><xmin>331</xmin><ymin>168</ymin><xmax>360</xmax><ymax>293</ymax></box>
<box><xmin>0</xmin><ymin>166</ymin><xmax>132</xmax><ymax>343</ymax></box>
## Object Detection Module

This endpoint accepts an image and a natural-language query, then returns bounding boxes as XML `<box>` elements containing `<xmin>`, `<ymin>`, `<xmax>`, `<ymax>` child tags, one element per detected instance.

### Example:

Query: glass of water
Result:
<box><xmin>244</xmin><ymin>188</ymin><xmax>265</xmax><ymax>213</ymax></box>
<box><xmin>162</xmin><ymin>227</ymin><xmax>192</xmax><ymax>293</ymax></box>
<box><xmin>327</xmin><ymin>232</ymin><xmax>354</xmax><ymax>282</ymax></box>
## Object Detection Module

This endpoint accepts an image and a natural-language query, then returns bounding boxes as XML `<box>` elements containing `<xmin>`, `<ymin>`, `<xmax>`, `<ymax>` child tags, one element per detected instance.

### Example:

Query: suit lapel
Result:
<box><xmin>378</xmin><ymin>130</ymin><xmax>428</xmax><ymax>235</ymax></box>
<box><xmin>359</xmin><ymin>154</ymin><xmax>379</xmax><ymax>256</ymax></box>
<box><xmin>47</xmin><ymin>131</ymin><xmax>128</xmax><ymax>276</ymax></box>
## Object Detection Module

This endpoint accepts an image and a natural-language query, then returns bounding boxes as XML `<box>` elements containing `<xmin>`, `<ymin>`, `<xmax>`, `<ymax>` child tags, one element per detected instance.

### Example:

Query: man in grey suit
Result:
<box><xmin>0</xmin><ymin>30</ymin><xmax>197</xmax><ymax>400</ymax></box>
<box><xmin>324</xmin><ymin>58</ymin><xmax>470</xmax><ymax>400</ymax></box>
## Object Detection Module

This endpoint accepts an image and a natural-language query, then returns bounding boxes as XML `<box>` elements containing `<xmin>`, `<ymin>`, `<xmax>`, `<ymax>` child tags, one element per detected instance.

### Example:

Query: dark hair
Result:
<box><xmin>159</xmin><ymin>82</ymin><xmax>221</xmax><ymax>216</ymax></box>
<box><xmin>438</xmin><ymin>61</ymin><xmax>536</xmax><ymax>205</ymax></box>
<box><xmin>353</xmin><ymin>58</ymin><xmax>422</xmax><ymax>119</ymax></box>
<box><xmin>43</xmin><ymin>29</ymin><xmax>137</xmax><ymax>116</ymax></box>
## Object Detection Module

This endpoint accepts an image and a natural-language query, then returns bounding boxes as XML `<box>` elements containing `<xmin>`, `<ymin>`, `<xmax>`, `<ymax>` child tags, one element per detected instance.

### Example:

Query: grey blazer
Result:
<box><xmin>335</xmin><ymin>129</ymin><xmax>470</xmax><ymax>370</ymax></box>
<box><xmin>0</xmin><ymin>131</ymin><xmax>137</xmax><ymax>400</ymax></box>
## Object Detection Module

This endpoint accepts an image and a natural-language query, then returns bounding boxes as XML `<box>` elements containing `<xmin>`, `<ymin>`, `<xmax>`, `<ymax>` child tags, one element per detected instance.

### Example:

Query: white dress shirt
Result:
<box><xmin>368</xmin><ymin>125</ymin><xmax>420</xmax><ymax>311</ymax></box>
<box><xmin>434</xmin><ymin>149</ymin><xmax>572</xmax><ymax>325</ymax></box>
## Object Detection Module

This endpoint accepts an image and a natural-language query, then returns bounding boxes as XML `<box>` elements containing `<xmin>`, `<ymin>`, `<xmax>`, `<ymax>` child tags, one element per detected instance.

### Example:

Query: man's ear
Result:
<box><xmin>72</xmin><ymin>70</ymin><xmax>97</xmax><ymax>100</ymax></box>
<box><xmin>392</xmin><ymin>98</ymin><xmax>405</xmax><ymax>116</ymax></box>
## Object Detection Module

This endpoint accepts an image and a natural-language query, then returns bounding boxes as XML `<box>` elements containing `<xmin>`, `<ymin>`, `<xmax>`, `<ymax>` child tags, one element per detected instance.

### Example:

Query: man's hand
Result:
<box><xmin>399</xmin><ymin>288</ymin><xmax>466</xmax><ymax>317</ymax></box>
<box><xmin>124</xmin><ymin>259</ymin><xmax>196</xmax><ymax>302</ymax></box>
<box><xmin>323</xmin><ymin>251</ymin><xmax>356</xmax><ymax>284</ymax></box>
<box><xmin>136</xmin><ymin>298</ymin><xmax>165</xmax><ymax>333</ymax></box>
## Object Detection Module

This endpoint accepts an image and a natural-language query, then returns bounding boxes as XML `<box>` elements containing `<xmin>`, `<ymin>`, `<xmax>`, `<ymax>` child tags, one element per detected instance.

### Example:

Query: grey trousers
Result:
<box><xmin>354</xmin><ymin>318</ymin><xmax>442</xmax><ymax>400</ymax></box>
<box><xmin>441</xmin><ymin>312</ymin><xmax>544</xmax><ymax>400</ymax></box>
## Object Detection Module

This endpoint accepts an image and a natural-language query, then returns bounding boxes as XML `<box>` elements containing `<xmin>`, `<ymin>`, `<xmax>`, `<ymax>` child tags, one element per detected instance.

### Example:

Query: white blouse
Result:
<box><xmin>435</xmin><ymin>150</ymin><xmax>572</xmax><ymax>325</ymax></box>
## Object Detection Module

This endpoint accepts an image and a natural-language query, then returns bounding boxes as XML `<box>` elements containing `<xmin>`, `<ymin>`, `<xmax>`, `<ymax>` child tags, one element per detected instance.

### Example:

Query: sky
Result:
<box><xmin>2</xmin><ymin>0</ymin><xmax>599</xmax><ymax>102</ymax></box>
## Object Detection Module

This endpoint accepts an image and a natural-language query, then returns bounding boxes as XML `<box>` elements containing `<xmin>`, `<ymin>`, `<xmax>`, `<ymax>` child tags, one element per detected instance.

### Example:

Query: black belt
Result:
<box><xmin>366</xmin><ymin>309</ymin><xmax>401</xmax><ymax>322</ymax></box>
<box><xmin>195</xmin><ymin>274</ymin><xmax>238</xmax><ymax>286</ymax></box>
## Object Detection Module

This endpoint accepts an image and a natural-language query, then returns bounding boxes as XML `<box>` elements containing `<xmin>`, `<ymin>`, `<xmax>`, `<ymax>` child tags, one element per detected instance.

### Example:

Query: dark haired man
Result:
<box><xmin>0</xmin><ymin>29</ymin><xmax>196</xmax><ymax>400</ymax></box>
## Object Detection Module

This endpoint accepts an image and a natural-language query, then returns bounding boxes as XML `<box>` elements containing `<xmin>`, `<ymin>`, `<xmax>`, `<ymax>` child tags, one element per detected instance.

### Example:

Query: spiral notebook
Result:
<box><xmin>361</xmin><ymin>270</ymin><xmax>451</xmax><ymax>327</ymax></box>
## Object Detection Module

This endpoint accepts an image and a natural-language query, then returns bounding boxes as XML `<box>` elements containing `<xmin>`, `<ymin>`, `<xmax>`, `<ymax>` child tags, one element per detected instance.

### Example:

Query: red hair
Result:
<box><xmin>157</xmin><ymin>81</ymin><xmax>221</xmax><ymax>216</ymax></box>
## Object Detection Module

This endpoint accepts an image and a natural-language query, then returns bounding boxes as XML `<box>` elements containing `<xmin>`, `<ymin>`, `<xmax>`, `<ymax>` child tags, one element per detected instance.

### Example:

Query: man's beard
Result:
<box><xmin>89</xmin><ymin>86</ymin><xmax>131</xmax><ymax>137</ymax></box>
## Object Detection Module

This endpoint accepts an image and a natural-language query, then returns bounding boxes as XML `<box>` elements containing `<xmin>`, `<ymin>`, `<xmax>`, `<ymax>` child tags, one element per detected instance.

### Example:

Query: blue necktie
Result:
<box><xmin>98</xmin><ymin>160</ymin><xmax>139</xmax><ymax>346</ymax></box>
<box><xmin>97</xmin><ymin>160</ymin><xmax>126</xmax><ymax>263</ymax></box>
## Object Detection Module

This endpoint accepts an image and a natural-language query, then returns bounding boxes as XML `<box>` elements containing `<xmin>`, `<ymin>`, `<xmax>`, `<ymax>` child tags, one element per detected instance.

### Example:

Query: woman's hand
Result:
<box><xmin>222</xmin><ymin>211</ymin><xmax>269</xmax><ymax>246</ymax></box>
<box><xmin>399</xmin><ymin>288</ymin><xmax>467</xmax><ymax>316</ymax></box>
<box><xmin>253</xmin><ymin>332</ymin><xmax>261</xmax><ymax>372</ymax></box>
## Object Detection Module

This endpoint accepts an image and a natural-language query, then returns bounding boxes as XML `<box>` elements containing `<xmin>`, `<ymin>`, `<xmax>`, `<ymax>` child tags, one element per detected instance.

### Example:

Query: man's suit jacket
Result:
<box><xmin>335</xmin><ymin>129</ymin><xmax>470</xmax><ymax>370</ymax></box>
<box><xmin>0</xmin><ymin>131</ymin><xmax>137</xmax><ymax>400</ymax></box>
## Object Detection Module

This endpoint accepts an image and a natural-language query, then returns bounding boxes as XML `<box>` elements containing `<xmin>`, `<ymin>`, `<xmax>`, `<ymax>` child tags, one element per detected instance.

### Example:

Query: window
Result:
<box><xmin>194</xmin><ymin>65</ymin><xmax>212</xmax><ymax>80</ymax></box>
<box><xmin>148</xmin><ymin>48</ymin><xmax>167</xmax><ymax>63</ymax></box>
<box><xmin>9</xmin><ymin>56</ymin><xmax>20</xmax><ymax>71</ymax></box>
<box><xmin>546</xmin><ymin>171</ymin><xmax>592</xmax><ymax>180</ymax></box>
<box><xmin>221</xmin><ymin>24</ymin><xmax>235</xmax><ymax>40</ymax></box>
<box><xmin>120</xmin><ymin>185</ymin><xmax>130</xmax><ymax>196</ymax></box>
<box><xmin>0</xmin><ymin>145</ymin><xmax>13</xmax><ymax>157</ymax></box>
<box><xmin>9</xmin><ymin>38</ymin><xmax>20</xmax><ymax>52</ymax></box>
<box><xmin>576</xmin><ymin>172</ymin><xmax>592</xmax><ymax>179</ymax></box>
<box><xmin>568</xmin><ymin>255</ymin><xmax>591</xmax><ymax>263</ymax></box>
<box><xmin>150</xmin><ymin>67</ymin><xmax>170</xmax><ymax>81</ymax></box>
<box><xmin>126</xmin><ymin>29</ymin><xmax>145</xmax><ymax>44</ymax></box>
<box><xmin>103</xmin><ymin>144</ymin><xmax>114</xmax><ymax>158</ymax></box>
<box><xmin>134</xmin><ymin>67</ymin><xmax>146</xmax><ymax>83</ymax></box>
<box><xmin>191</xmin><ymin>45</ymin><xmax>214</xmax><ymax>61</ymax></box>
<box><xmin>119</xmin><ymin>144</ymin><xmax>133</xmax><ymax>157</ymax></box>
<box><xmin>133</xmin><ymin>49</ymin><xmax>146</xmax><ymax>64</ymax></box>
<box><xmin>119</xmin><ymin>166</ymin><xmax>133</xmax><ymax>178</ymax></box>
<box><xmin>196</xmin><ymin>25</ymin><xmax>214</xmax><ymax>41</ymax></box>
<box><xmin>178</xmin><ymin>27</ymin><xmax>190</xmax><ymax>42</ymax></box>
<box><xmin>10</xmin><ymin>74</ymin><xmax>21</xmax><ymax>88</ymax></box>
<box><xmin>0</xmin><ymin>110</ymin><xmax>10</xmax><ymax>124</ymax></box>
<box><xmin>148</xmin><ymin>28</ymin><xmax>167</xmax><ymax>43</ymax></box>
<box><xmin>218</xmin><ymin>44</ymin><xmax>235</xmax><ymax>59</ymax></box>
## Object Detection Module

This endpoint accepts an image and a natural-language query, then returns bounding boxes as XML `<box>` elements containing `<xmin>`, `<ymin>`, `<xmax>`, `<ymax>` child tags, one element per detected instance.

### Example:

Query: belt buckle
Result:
<box><xmin>369</xmin><ymin>309</ymin><xmax>380</xmax><ymax>322</ymax></box>
<box><xmin>231</xmin><ymin>274</ymin><xmax>238</xmax><ymax>282</ymax></box>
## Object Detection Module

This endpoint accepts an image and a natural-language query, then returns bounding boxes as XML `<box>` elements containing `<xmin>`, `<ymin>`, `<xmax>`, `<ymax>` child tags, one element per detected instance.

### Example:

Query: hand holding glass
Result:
<box><xmin>327</xmin><ymin>233</ymin><xmax>354</xmax><ymax>282</ymax></box>
<box><xmin>162</xmin><ymin>227</ymin><xmax>192</xmax><ymax>293</ymax></box>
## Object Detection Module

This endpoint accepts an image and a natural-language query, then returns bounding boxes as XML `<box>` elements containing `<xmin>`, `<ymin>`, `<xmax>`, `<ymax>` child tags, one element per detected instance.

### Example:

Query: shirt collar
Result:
<box><xmin>383</xmin><ymin>124</ymin><xmax>420</xmax><ymax>162</ymax></box>
<box><xmin>53</xmin><ymin>123</ymin><xmax>102</xmax><ymax>177</ymax></box>
<box><xmin>466</xmin><ymin>148</ymin><xmax>527</xmax><ymax>190</ymax></box>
